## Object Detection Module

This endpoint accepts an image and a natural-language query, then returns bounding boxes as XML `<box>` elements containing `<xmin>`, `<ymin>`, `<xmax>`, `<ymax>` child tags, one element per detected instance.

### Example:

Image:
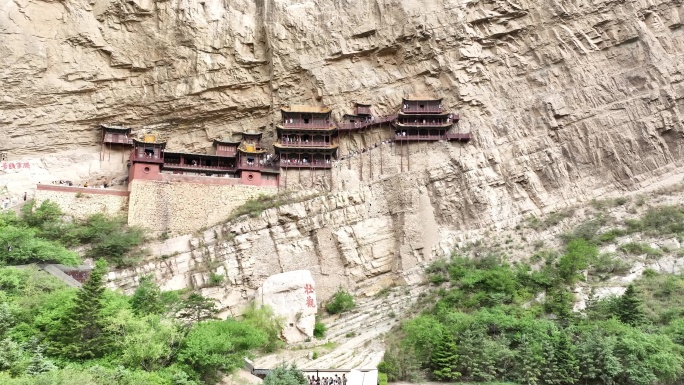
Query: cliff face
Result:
<box><xmin>5</xmin><ymin>1</ymin><xmax>684</xmax><ymax>299</ymax></box>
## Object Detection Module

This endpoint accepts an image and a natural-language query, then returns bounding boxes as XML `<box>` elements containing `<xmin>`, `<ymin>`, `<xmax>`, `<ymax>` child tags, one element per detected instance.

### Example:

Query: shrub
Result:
<box><xmin>208</xmin><ymin>273</ymin><xmax>224</xmax><ymax>286</ymax></box>
<box><xmin>313</xmin><ymin>319</ymin><xmax>327</xmax><ymax>338</ymax></box>
<box><xmin>325</xmin><ymin>289</ymin><xmax>355</xmax><ymax>314</ymax></box>
<box><xmin>590</xmin><ymin>253</ymin><xmax>631</xmax><ymax>276</ymax></box>
<box><xmin>619</xmin><ymin>242</ymin><xmax>663</xmax><ymax>258</ymax></box>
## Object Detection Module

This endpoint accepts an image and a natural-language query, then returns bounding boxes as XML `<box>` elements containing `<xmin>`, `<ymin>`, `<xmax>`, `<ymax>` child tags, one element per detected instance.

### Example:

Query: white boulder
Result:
<box><xmin>255</xmin><ymin>270</ymin><xmax>317</xmax><ymax>343</ymax></box>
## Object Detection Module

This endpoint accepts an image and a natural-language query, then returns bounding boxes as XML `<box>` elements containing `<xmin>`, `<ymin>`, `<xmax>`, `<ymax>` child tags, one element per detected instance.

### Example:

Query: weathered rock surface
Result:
<box><xmin>6</xmin><ymin>0</ymin><xmax>684</xmax><ymax>353</ymax></box>
<box><xmin>255</xmin><ymin>270</ymin><xmax>317</xmax><ymax>343</ymax></box>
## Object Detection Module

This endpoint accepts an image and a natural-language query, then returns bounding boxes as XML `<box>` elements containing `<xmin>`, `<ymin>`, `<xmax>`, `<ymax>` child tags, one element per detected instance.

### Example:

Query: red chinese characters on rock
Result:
<box><xmin>304</xmin><ymin>284</ymin><xmax>316</xmax><ymax>308</ymax></box>
<box><xmin>1</xmin><ymin>162</ymin><xmax>30</xmax><ymax>171</ymax></box>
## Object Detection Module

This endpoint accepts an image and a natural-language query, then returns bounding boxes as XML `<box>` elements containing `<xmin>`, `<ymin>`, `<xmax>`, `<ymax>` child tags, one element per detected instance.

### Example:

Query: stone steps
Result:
<box><xmin>39</xmin><ymin>264</ymin><xmax>82</xmax><ymax>288</ymax></box>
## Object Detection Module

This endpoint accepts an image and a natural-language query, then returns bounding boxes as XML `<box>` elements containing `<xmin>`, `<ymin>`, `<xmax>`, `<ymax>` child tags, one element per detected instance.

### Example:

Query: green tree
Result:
<box><xmin>25</xmin><ymin>346</ymin><xmax>56</xmax><ymax>375</ymax></box>
<box><xmin>130</xmin><ymin>275</ymin><xmax>165</xmax><ymax>316</ymax></box>
<box><xmin>557</xmin><ymin>239</ymin><xmax>596</xmax><ymax>283</ymax></box>
<box><xmin>107</xmin><ymin>309</ymin><xmax>183</xmax><ymax>371</ymax></box>
<box><xmin>0</xmin><ymin>225</ymin><xmax>80</xmax><ymax>266</ymax></box>
<box><xmin>176</xmin><ymin>293</ymin><xmax>218</xmax><ymax>325</ymax></box>
<box><xmin>48</xmin><ymin>259</ymin><xmax>111</xmax><ymax>359</ymax></box>
<box><xmin>617</xmin><ymin>285</ymin><xmax>646</xmax><ymax>327</ymax></box>
<box><xmin>430</xmin><ymin>333</ymin><xmax>460</xmax><ymax>381</ymax></box>
<box><xmin>242</xmin><ymin>303</ymin><xmax>283</xmax><ymax>352</ymax></box>
<box><xmin>178</xmin><ymin>319</ymin><xmax>267</xmax><ymax>383</ymax></box>
<box><xmin>325</xmin><ymin>288</ymin><xmax>355</xmax><ymax>314</ymax></box>
<box><xmin>262</xmin><ymin>364</ymin><xmax>307</xmax><ymax>385</ymax></box>
<box><xmin>540</xmin><ymin>329</ymin><xmax>580</xmax><ymax>385</ymax></box>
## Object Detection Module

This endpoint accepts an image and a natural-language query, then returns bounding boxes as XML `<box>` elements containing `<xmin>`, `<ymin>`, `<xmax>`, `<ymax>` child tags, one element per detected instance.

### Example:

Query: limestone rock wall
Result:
<box><xmin>7</xmin><ymin>0</ymin><xmax>684</xmax><ymax>310</ymax></box>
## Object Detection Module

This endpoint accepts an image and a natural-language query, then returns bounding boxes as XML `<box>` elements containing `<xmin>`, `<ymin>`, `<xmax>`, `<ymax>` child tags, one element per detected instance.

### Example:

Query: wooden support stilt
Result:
<box><xmin>407</xmin><ymin>141</ymin><xmax>410</xmax><ymax>172</ymax></box>
<box><xmin>360</xmin><ymin>146</ymin><xmax>363</xmax><ymax>181</ymax></box>
<box><xmin>400</xmin><ymin>140</ymin><xmax>403</xmax><ymax>172</ymax></box>
<box><xmin>370</xmin><ymin>142</ymin><xmax>373</xmax><ymax>180</ymax></box>
<box><xmin>348</xmin><ymin>131</ymin><xmax>351</xmax><ymax>170</ymax></box>
<box><xmin>380</xmin><ymin>142</ymin><xmax>383</xmax><ymax>175</ymax></box>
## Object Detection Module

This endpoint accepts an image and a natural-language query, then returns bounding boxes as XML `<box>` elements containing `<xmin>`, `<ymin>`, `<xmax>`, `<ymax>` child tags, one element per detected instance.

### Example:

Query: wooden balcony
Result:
<box><xmin>445</xmin><ymin>133</ymin><xmax>471</xmax><ymax>142</ymax></box>
<box><xmin>338</xmin><ymin>115</ymin><xmax>397</xmax><ymax>131</ymax></box>
<box><xmin>279</xmin><ymin>161</ymin><xmax>332</xmax><ymax>169</ymax></box>
<box><xmin>401</xmin><ymin>106</ymin><xmax>443</xmax><ymax>114</ymax></box>
<box><xmin>394</xmin><ymin>134</ymin><xmax>445</xmax><ymax>142</ymax></box>
<box><xmin>163</xmin><ymin>163</ymin><xmax>235</xmax><ymax>172</ymax></box>
<box><xmin>280</xmin><ymin>120</ymin><xmax>335</xmax><ymax>129</ymax></box>
<box><xmin>394</xmin><ymin>133</ymin><xmax>472</xmax><ymax>142</ymax></box>
<box><xmin>275</xmin><ymin>141</ymin><xmax>336</xmax><ymax>148</ymax></box>
<box><xmin>103</xmin><ymin>134</ymin><xmax>133</xmax><ymax>145</ymax></box>
<box><xmin>395</xmin><ymin>120</ymin><xmax>452</xmax><ymax>127</ymax></box>
<box><xmin>236</xmin><ymin>162</ymin><xmax>280</xmax><ymax>172</ymax></box>
<box><xmin>130</xmin><ymin>153</ymin><xmax>164</xmax><ymax>164</ymax></box>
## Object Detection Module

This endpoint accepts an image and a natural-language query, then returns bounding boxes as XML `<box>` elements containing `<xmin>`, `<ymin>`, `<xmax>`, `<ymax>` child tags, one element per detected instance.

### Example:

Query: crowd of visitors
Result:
<box><xmin>307</xmin><ymin>374</ymin><xmax>347</xmax><ymax>385</ymax></box>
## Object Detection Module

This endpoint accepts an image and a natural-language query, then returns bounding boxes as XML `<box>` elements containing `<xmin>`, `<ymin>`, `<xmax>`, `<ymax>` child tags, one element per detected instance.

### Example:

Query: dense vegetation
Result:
<box><xmin>0</xmin><ymin>201</ymin><xmax>146</xmax><ymax>267</ymax></box>
<box><xmin>380</xmin><ymin>205</ymin><xmax>684</xmax><ymax>384</ymax></box>
<box><xmin>381</xmin><ymin>255</ymin><xmax>684</xmax><ymax>384</ymax></box>
<box><xmin>0</xmin><ymin>200</ymin><xmax>285</xmax><ymax>384</ymax></box>
<box><xmin>0</xmin><ymin>264</ymin><xmax>281</xmax><ymax>385</ymax></box>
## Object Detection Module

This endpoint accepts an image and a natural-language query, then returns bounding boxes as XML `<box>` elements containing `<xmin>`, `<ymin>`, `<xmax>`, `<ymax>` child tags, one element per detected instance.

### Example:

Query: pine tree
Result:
<box><xmin>131</xmin><ymin>275</ymin><xmax>164</xmax><ymax>315</ymax></box>
<box><xmin>176</xmin><ymin>293</ymin><xmax>218</xmax><ymax>325</ymax></box>
<box><xmin>617</xmin><ymin>284</ymin><xmax>646</xmax><ymax>326</ymax></box>
<box><xmin>550</xmin><ymin>330</ymin><xmax>579</xmax><ymax>385</ymax></box>
<box><xmin>25</xmin><ymin>346</ymin><xmax>56</xmax><ymax>375</ymax></box>
<box><xmin>430</xmin><ymin>333</ymin><xmax>460</xmax><ymax>381</ymax></box>
<box><xmin>48</xmin><ymin>259</ymin><xmax>111</xmax><ymax>359</ymax></box>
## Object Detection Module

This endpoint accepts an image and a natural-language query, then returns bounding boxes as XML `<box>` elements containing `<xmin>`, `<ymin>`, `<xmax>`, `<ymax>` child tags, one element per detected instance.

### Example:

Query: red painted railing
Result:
<box><xmin>281</xmin><ymin>120</ymin><xmax>335</xmax><ymax>129</ymax></box>
<box><xmin>394</xmin><ymin>133</ymin><xmax>472</xmax><ymax>142</ymax></box>
<box><xmin>396</xmin><ymin>120</ymin><xmax>452</xmax><ymax>126</ymax></box>
<box><xmin>338</xmin><ymin>115</ymin><xmax>397</xmax><ymax>131</ymax></box>
<box><xmin>277</xmin><ymin>141</ymin><xmax>335</xmax><ymax>148</ymax></box>
<box><xmin>163</xmin><ymin>163</ymin><xmax>235</xmax><ymax>171</ymax></box>
<box><xmin>279</xmin><ymin>161</ymin><xmax>332</xmax><ymax>169</ymax></box>
<box><xmin>401</xmin><ymin>106</ymin><xmax>443</xmax><ymax>114</ymax></box>
<box><xmin>130</xmin><ymin>154</ymin><xmax>164</xmax><ymax>163</ymax></box>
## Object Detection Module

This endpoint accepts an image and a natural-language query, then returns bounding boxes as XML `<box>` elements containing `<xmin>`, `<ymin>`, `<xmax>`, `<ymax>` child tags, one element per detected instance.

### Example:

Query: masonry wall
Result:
<box><xmin>34</xmin><ymin>185</ymin><xmax>129</xmax><ymax>219</ymax></box>
<box><xmin>128</xmin><ymin>179</ymin><xmax>277</xmax><ymax>236</ymax></box>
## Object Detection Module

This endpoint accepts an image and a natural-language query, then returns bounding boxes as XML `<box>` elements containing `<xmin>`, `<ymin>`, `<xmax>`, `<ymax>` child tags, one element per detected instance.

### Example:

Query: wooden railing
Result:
<box><xmin>396</xmin><ymin>120</ymin><xmax>451</xmax><ymax>126</ymax></box>
<box><xmin>445</xmin><ymin>133</ymin><xmax>471</xmax><ymax>141</ymax></box>
<box><xmin>394</xmin><ymin>133</ymin><xmax>472</xmax><ymax>142</ymax></box>
<box><xmin>103</xmin><ymin>136</ymin><xmax>133</xmax><ymax>145</ymax></box>
<box><xmin>130</xmin><ymin>153</ymin><xmax>164</xmax><ymax>163</ymax></box>
<box><xmin>401</xmin><ymin>106</ymin><xmax>443</xmax><ymax>113</ymax></box>
<box><xmin>281</xmin><ymin>120</ymin><xmax>334</xmax><ymax>129</ymax></box>
<box><xmin>338</xmin><ymin>115</ymin><xmax>397</xmax><ymax>131</ymax></box>
<box><xmin>163</xmin><ymin>163</ymin><xmax>235</xmax><ymax>171</ymax></box>
<box><xmin>279</xmin><ymin>161</ymin><xmax>332</xmax><ymax>169</ymax></box>
<box><xmin>276</xmin><ymin>141</ymin><xmax>334</xmax><ymax>148</ymax></box>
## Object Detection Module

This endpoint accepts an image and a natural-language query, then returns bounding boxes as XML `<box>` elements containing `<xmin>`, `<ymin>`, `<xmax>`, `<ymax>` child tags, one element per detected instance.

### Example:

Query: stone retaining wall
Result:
<box><xmin>127</xmin><ymin>179</ymin><xmax>277</xmax><ymax>236</ymax></box>
<box><xmin>34</xmin><ymin>184</ymin><xmax>129</xmax><ymax>219</ymax></box>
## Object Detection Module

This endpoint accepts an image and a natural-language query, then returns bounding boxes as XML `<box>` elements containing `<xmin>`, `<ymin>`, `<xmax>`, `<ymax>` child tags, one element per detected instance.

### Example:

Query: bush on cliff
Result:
<box><xmin>325</xmin><ymin>288</ymin><xmax>355</xmax><ymax>315</ymax></box>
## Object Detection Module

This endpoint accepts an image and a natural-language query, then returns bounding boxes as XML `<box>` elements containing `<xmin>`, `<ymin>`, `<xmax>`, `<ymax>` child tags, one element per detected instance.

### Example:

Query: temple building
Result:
<box><xmin>339</xmin><ymin>103</ymin><xmax>373</xmax><ymax>131</ymax></box>
<box><xmin>274</xmin><ymin>105</ymin><xmax>337</xmax><ymax>169</ymax></box>
<box><xmin>124</xmin><ymin>129</ymin><xmax>279</xmax><ymax>187</ymax></box>
<box><xmin>128</xmin><ymin>134</ymin><xmax>167</xmax><ymax>181</ymax></box>
<box><xmin>236</xmin><ymin>132</ymin><xmax>280</xmax><ymax>186</ymax></box>
<box><xmin>394</xmin><ymin>97</ymin><xmax>469</xmax><ymax>142</ymax></box>
<box><xmin>101</xmin><ymin>124</ymin><xmax>133</xmax><ymax>146</ymax></box>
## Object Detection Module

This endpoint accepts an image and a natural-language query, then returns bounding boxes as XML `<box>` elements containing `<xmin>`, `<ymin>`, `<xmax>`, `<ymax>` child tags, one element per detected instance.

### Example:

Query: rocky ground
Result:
<box><xmin>253</xmin><ymin>284</ymin><xmax>430</xmax><ymax>370</ymax></box>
